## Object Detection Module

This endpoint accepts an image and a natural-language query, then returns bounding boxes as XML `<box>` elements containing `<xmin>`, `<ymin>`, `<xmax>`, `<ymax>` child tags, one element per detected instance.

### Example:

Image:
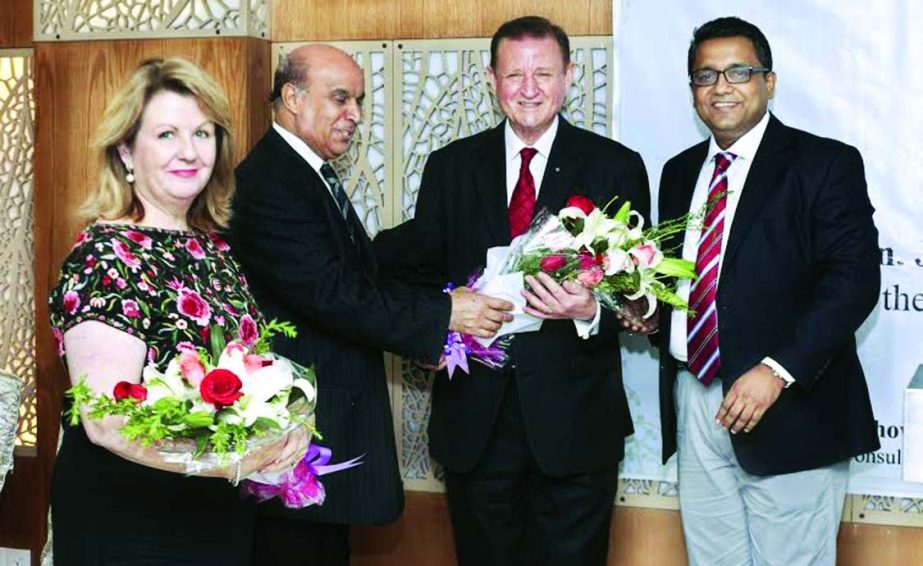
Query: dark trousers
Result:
<box><xmin>443</xmin><ymin>379</ymin><xmax>619</xmax><ymax>566</ymax></box>
<box><xmin>251</xmin><ymin>514</ymin><xmax>350</xmax><ymax>566</ymax></box>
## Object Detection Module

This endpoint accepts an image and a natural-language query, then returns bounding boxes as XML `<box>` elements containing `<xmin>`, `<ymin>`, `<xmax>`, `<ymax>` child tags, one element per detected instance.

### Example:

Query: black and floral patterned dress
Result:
<box><xmin>49</xmin><ymin>223</ymin><xmax>264</xmax><ymax>565</ymax></box>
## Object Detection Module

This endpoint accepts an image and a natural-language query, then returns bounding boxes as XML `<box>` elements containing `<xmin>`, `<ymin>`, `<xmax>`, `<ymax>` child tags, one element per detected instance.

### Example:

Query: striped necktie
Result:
<box><xmin>687</xmin><ymin>152</ymin><xmax>736</xmax><ymax>386</ymax></box>
<box><xmin>320</xmin><ymin>163</ymin><xmax>356</xmax><ymax>241</ymax></box>
<box><xmin>320</xmin><ymin>163</ymin><xmax>351</xmax><ymax>220</ymax></box>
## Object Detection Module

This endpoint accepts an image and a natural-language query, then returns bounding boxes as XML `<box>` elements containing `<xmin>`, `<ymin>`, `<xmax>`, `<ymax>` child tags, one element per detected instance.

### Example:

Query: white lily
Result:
<box><xmin>216</xmin><ymin>343</ymin><xmax>249</xmax><ymax>378</ymax></box>
<box><xmin>624</xmin><ymin>269</ymin><xmax>658</xmax><ymax>318</ymax></box>
<box><xmin>241</xmin><ymin>355</ymin><xmax>296</xmax><ymax>403</ymax></box>
<box><xmin>231</xmin><ymin>396</ymin><xmax>288</xmax><ymax>428</ymax></box>
<box><xmin>572</xmin><ymin>209</ymin><xmax>620</xmax><ymax>251</ymax></box>
<box><xmin>604</xmin><ymin>248</ymin><xmax>635</xmax><ymax>276</ymax></box>
<box><xmin>558</xmin><ymin>206</ymin><xmax>589</xmax><ymax>221</ymax></box>
<box><xmin>606</xmin><ymin>223</ymin><xmax>631</xmax><ymax>249</ymax></box>
<box><xmin>293</xmin><ymin>376</ymin><xmax>317</xmax><ymax>403</ymax></box>
<box><xmin>626</xmin><ymin>211</ymin><xmax>645</xmax><ymax>241</ymax></box>
<box><xmin>143</xmin><ymin>359</ymin><xmax>193</xmax><ymax>404</ymax></box>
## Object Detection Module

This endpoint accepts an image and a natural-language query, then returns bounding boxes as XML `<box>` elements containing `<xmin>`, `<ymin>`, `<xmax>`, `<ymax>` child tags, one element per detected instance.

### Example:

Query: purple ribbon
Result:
<box><xmin>444</xmin><ymin>331</ymin><xmax>470</xmax><ymax>378</ymax></box>
<box><xmin>241</xmin><ymin>443</ymin><xmax>364</xmax><ymax>508</ymax></box>
<box><xmin>440</xmin><ymin>279</ymin><xmax>510</xmax><ymax>378</ymax></box>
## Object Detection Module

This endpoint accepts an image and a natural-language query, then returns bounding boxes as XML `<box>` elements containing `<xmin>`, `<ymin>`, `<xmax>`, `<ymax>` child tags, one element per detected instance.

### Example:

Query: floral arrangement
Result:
<box><xmin>443</xmin><ymin>195</ymin><xmax>696</xmax><ymax>377</ymax></box>
<box><xmin>65</xmin><ymin>319</ymin><xmax>361</xmax><ymax>507</ymax></box>
<box><xmin>518</xmin><ymin>194</ymin><xmax>696</xmax><ymax>316</ymax></box>
<box><xmin>66</xmin><ymin>320</ymin><xmax>316</xmax><ymax>458</ymax></box>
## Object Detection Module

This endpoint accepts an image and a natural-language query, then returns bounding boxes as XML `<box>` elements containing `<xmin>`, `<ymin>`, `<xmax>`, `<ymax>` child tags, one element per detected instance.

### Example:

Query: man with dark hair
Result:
<box><xmin>397</xmin><ymin>15</ymin><xmax>651</xmax><ymax>565</ymax></box>
<box><xmin>230</xmin><ymin>44</ymin><xmax>513</xmax><ymax>566</ymax></box>
<box><xmin>657</xmin><ymin>16</ymin><xmax>879</xmax><ymax>565</ymax></box>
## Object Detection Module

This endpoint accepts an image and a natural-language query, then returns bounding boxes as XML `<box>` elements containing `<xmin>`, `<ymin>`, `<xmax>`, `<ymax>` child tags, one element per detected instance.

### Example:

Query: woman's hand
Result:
<box><xmin>247</xmin><ymin>426</ymin><xmax>313</xmax><ymax>476</ymax></box>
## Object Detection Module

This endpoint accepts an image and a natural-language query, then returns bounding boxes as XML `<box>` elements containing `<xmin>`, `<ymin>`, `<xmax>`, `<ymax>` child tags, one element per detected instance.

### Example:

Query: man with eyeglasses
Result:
<box><xmin>655</xmin><ymin>16</ymin><xmax>880</xmax><ymax>565</ymax></box>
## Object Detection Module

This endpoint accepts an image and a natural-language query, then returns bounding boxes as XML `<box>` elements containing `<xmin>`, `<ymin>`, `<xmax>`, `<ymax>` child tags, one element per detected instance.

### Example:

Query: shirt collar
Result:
<box><xmin>504</xmin><ymin>116</ymin><xmax>559</xmax><ymax>163</ymax></box>
<box><xmin>273</xmin><ymin>121</ymin><xmax>326</xmax><ymax>174</ymax></box>
<box><xmin>706</xmin><ymin>110</ymin><xmax>771</xmax><ymax>163</ymax></box>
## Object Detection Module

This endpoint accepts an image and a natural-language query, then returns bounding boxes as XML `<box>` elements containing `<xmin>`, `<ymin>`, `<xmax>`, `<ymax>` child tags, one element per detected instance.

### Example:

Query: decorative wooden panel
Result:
<box><xmin>0</xmin><ymin>49</ymin><xmax>35</xmax><ymax>453</ymax></box>
<box><xmin>271</xmin><ymin>0</ymin><xmax>613</xmax><ymax>43</ymax></box>
<box><xmin>0</xmin><ymin>0</ymin><xmax>33</xmax><ymax>48</ymax></box>
<box><xmin>35</xmin><ymin>0</ymin><xmax>269</xmax><ymax>41</ymax></box>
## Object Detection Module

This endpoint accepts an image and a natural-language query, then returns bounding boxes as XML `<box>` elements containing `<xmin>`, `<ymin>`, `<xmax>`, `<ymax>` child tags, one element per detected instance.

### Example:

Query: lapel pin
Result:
<box><xmin>554</xmin><ymin>166</ymin><xmax>561</xmax><ymax>173</ymax></box>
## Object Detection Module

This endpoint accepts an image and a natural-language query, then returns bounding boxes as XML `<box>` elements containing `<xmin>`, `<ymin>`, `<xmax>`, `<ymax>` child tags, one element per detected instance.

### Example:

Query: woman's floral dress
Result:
<box><xmin>48</xmin><ymin>223</ymin><xmax>264</xmax><ymax>565</ymax></box>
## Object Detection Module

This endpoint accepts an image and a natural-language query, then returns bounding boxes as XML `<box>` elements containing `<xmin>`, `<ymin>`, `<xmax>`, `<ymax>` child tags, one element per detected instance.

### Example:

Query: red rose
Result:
<box><xmin>540</xmin><ymin>254</ymin><xmax>568</xmax><ymax>273</ymax></box>
<box><xmin>113</xmin><ymin>381</ymin><xmax>147</xmax><ymax>402</ymax></box>
<box><xmin>578</xmin><ymin>251</ymin><xmax>600</xmax><ymax>270</ymax></box>
<box><xmin>200</xmin><ymin>369</ymin><xmax>243</xmax><ymax>408</ymax></box>
<box><xmin>566</xmin><ymin>194</ymin><xmax>596</xmax><ymax>215</ymax></box>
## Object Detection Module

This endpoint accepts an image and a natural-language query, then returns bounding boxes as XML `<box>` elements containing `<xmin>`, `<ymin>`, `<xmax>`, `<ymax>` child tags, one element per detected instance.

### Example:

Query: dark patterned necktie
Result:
<box><xmin>320</xmin><ymin>163</ymin><xmax>356</xmax><ymax>241</ymax></box>
<box><xmin>687</xmin><ymin>152</ymin><xmax>736</xmax><ymax>386</ymax></box>
<box><xmin>320</xmin><ymin>163</ymin><xmax>351</xmax><ymax>219</ymax></box>
<box><xmin>508</xmin><ymin>147</ymin><xmax>539</xmax><ymax>238</ymax></box>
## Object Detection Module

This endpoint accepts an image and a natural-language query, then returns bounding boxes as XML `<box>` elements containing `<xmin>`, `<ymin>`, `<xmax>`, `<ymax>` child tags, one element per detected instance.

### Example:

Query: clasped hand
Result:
<box><xmin>522</xmin><ymin>272</ymin><xmax>597</xmax><ymax>320</ymax></box>
<box><xmin>716</xmin><ymin>363</ymin><xmax>785</xmax><ymax>434</ymax></box>
<box><xmin>448</xmin><ymin>287</ymin><xmax>514</xmax><ymax>338</ymax></box>
<box><xmin>417</xmin><ymin>287</ymin><xmax>514</xmax><ymax>372</ymax></box>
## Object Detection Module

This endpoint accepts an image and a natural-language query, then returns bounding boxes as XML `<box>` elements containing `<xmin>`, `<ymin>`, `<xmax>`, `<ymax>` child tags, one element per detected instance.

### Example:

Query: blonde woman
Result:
<box><xmin>48</xmin><ymin>59</ymin><xmax>308</xmax><ymax>565</ymax></box>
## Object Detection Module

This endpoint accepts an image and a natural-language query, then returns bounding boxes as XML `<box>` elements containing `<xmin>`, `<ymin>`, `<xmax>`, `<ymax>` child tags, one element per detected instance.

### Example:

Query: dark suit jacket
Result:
<box><xmin>381</xmin><ymin>118</ymin><xmax>650</xmax><ymax>476</ymax></box>
<box><xmin>657</xmin><ymin>114</ymin><xmax>881</xmax><ymax>476</ymax></box>
<box><xmin>228</xmin><ymin>128</ymin><xmax>450</xmax><ymax>524</ymax></box>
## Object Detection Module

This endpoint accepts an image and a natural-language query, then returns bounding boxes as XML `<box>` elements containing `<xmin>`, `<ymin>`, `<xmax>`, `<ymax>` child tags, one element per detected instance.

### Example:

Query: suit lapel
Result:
<box><xmin>266</xmin><ymin>129</ymin><xmax>371</xmax><ymax>266</ymax></box>
<box><xmin>473</xmin><ymin>124</ymin><xmax>510</xmax><ymax>245</ymax></box>
<box><xmin>536</xmin><ymin>118</ymin><xmax>583</xmax><ymax>216</ymax></box>
<box><xmin>722</xmin><ymin>115</ymin><xmax>792</xmax><ymax>269</ymax></box>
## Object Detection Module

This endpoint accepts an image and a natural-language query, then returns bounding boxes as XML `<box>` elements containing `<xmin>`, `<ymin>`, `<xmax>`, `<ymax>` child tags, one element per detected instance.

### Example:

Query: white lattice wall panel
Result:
<box><xmin>273</xmin><ymin>42</ymin><xmax>392</xmax><ymax>237</ymax></box>
<box><xmin>0</xmin><ymin>50</ymin><xmax>36</xmax><ymax>452</ymax></box>
<box><xmin>35</xmin><ymin>0</ymin><xmax>270</xmax><ymax>41</ymax></box>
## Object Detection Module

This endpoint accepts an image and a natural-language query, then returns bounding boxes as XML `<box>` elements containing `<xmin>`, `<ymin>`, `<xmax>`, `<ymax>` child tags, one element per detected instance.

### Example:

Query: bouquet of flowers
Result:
<box><xmin>443</xmin><ymin>195</ymin><xmax>696</xmax><ymax>377</ymax></box>
<box><xmin>518</xmin><ymin>194</ymin><xmax>696</xmax><ymax>315</ymax></box>
<box><xmin>66</xmin><ymin>320</ymin><xmax>361</xmax><ymax>508</ymax></box>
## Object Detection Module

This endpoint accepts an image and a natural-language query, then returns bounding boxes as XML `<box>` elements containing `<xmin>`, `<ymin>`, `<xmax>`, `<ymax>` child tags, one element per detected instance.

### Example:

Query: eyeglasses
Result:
<box><xmin>690</xmin><ymin>65</ymin><xmax>771</xmax><ymax>86</ymax></box>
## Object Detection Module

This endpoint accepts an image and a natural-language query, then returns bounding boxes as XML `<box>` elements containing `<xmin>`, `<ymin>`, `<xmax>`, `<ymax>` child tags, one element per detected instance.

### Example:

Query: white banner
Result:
<box><xmin>613</xmin><ymin>0</ymin><xmax>923</xmax><ymax>496</ymax></box>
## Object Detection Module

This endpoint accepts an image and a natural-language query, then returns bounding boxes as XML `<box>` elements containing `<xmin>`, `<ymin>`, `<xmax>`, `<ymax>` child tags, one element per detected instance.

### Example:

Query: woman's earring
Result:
<box><xmin>125</xmin><ymin>168</ymin><xmax>135</xmax><ymax>184</ymax></box>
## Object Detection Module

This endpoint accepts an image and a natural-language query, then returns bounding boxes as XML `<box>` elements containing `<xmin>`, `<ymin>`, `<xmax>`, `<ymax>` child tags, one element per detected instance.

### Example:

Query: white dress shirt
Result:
<box><xmin>504</xmin><ymin>118</ymin><xmax>601</xmax><ymax>338</ymax></box>
<box><xmin>273</xmin><ymin>122</ymin><xmax>337</xmax><ymax>199</ymax></box>
<box><xmin>668</xmin><ymin>112</ymin><xmax>793</xmax><ymax>384</ymax></box>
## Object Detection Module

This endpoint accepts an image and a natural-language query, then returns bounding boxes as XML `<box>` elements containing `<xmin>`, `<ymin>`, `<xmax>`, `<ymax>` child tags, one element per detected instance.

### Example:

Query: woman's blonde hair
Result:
<box><xmin>83</xmin><ymin>58</ymin><xmax>235</xmax><ymax>231</ymax></box>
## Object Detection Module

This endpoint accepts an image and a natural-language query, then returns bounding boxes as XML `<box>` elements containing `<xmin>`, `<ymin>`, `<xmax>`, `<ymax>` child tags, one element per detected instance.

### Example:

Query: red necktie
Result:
<box><xmin>687</xmin><ymin>152</ymin><xmax>736</xmax><ymax>386</ymax></box>
<box><xmin>509</xmin><ymin>147</ymin><xmax>539</xmax><ymax>238</ymax></box>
